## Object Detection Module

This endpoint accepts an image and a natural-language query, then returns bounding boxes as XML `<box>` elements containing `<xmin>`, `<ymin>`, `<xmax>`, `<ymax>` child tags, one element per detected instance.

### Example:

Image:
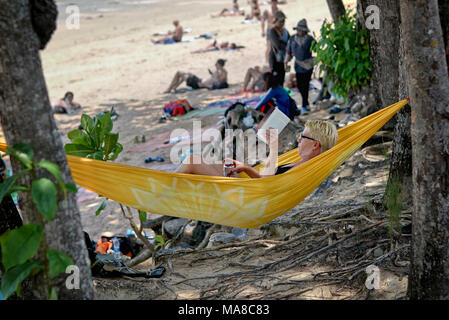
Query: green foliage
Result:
<box><xmin>65</xmin><ymin>109</ymin><xmax>123</xmax><ymax>161</ymax></box>
<box><xmin>47</xmin><ymin>249</ymin><xmax>74</xmax><ymax>279</ymax></box>
<box><xmin>0</xmin><ymin>261</ymin><xmax>43</xmax><ymax>299</ymax></box>
<box><xmin>32</xmin><ymin>178</ymin><xmax>58</xmax><ymax>222</ymax></box>
<box><xmin>385</xmin><ymin>176</ymin><xmax>402</xmax><ymax>238</ymax></box>
<box><xmin>65</xmin><ymin>110</ymin><xmax>123</xmax><ymax>216</ymax></box>
<box><xmin>95</xmin><ymin>198</ymin><xmax>107</xmax><ymax>216</ymax></box>
<box><xmin>0</xmin><ymin>144</ymin><xmax>77</xmax><ymax>300</ymax></box>
<box><xmin>139</xmin><ymin>210</ymin><xmax>147</xmax><ymax>223</ymax></box>
<box><xmin>0</xmin><ymin>224</ymin><xmax>43</xmax><ymax>271</ymax></box>
<box><xmin>314</xmin><ymin>9</ymin><xmax>371</xmax><ymax>99</ymax></box>
<box><xmin>154</xmin><ymin>235</ymin><xmax>170</xmax><ymax>251</ymax></box>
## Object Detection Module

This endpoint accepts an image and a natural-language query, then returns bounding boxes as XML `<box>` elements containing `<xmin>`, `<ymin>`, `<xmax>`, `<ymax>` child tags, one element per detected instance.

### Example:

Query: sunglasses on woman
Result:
<box><xmin>298</xmin><ymin>133</ymin><xmax>318</xmax><ymax>142</ymax></box>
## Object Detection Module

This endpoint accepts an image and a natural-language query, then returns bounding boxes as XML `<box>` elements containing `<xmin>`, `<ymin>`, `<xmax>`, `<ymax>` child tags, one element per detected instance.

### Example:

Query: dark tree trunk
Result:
<box><xmin>326</xmin><ymin>0</ymin><xmax>346</xmax><ymax>22</ymax></box>
<box><xmin>439</xmin><ymin>0</ymin><xmax>449</xmax><ymax>68</ymax></box>
<box><xmin>357</xmin><ymin>0</ymin><xmax>400</xmax><ymax>113</ymax></box>
<box><xmin>385</xmin><ymin>28</ymin><xmax>413</xmax><ymax>209</ymax></box>
<box><xmin>0</xmin><ymin>0</ymin><xmax>93</xmax><ymax>299</ymax></box>
<box><xmin>400</xmin><ymin>0</ymin><xmax>449</xmax><ymax>299</ymax></box>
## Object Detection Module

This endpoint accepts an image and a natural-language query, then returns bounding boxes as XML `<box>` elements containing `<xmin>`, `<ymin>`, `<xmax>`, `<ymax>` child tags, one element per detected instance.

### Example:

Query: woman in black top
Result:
<box><xmin>268</xmin><ymin>11</ymin><xmax>289</xmax><ymax>86</ymax></box>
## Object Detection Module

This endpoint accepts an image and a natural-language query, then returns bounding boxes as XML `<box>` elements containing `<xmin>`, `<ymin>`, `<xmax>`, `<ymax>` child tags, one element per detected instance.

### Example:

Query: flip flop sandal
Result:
<box><xmin>145</xmin><ymin>266</ymin><xmax>166</xmax><ymax>278</ymax></box>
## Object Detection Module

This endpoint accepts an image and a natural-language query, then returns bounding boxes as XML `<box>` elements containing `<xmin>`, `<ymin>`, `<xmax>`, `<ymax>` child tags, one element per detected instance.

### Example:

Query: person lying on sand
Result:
<box><xmin>241</xmin><ymin>65</ymin><xmax>271</xmax><ymax>92</ymax></box>
<box><xmin>164</xmin><ymin>59</ymin><xmax>228</xmax><ymax>93</ymax></box>
<box><xmin>191</xmin><ymin>40</ymin><xmax>244</xmax><ymax>53</ymax></box>
<box><xmin>176</xmin><ymin>119</ymin><xmax>338</xmax><ymax>178</ymax></box>
<box><xmin>211</xmin><ymin>0</ymin><xmax>245</xmax><ymax>17</ymax></box>
<box><xmin>152</xmin><ymin>20</ymin><xmax>183</xmax><ymax>44</ymax></box>
<box><xmin>52</xmin><ymin>91</ymin><xmax>81</xmax><ymax>114</ymax></box>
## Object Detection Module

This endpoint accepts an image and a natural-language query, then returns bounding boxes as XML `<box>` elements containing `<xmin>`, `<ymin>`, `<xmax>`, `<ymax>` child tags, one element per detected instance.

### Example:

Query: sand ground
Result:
<box><xmin>40</xmin><ymin>0</ymin><xmax>339</xmax><ymax>240</ymax></box>
<box><xmin>3</xmin><ymin>0</ymin><xmax>409</xmax><ymax>300</ymax></box>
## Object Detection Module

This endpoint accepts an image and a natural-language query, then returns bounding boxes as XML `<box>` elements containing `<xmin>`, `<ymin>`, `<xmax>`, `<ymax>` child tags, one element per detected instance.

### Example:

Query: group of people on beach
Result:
<box><xmin>51</xmin><ymin>1</ymin><xmax>337</xmax><ymax>185</ymax></box>
<box><xmin>159</xmin><ymin>1</ymin><xmax>338</xmax><ymax>179</ymax></box>
<box><xmin>163</xmin><ymin>0</ymin><xmax>316</xmax><ymax>117</ymax></box>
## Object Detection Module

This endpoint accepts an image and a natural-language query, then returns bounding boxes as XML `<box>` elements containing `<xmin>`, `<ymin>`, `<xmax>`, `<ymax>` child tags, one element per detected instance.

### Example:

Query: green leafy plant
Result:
<box><xmin>66</xmin><ymin>111</ymin><xmax>157</xmax><ymax>264</ymax></box>
<box><xmin>65</xmin><ymin>109</ymin><xmax>123</xmax><ymax>161</ymax></box>
<box><xmin>65</xmin><ymin>109</ymin><xmax>122</xmax><ymax>215</ymax></box>
<box><xmin>0</xmin><ymin>144</ymin><xmax>77</xmax><ymax>300</ymax></box>
<box><xmin>314</xmin><ymin>9</ymin><xmax>371</xmax><ymax>99</ymax></box>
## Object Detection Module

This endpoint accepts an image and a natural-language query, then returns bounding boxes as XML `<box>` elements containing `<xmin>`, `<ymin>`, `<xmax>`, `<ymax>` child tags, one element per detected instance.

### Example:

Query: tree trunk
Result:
<box><xmin>385</xmin><ymin>26</ymin><xmax>413</xmax><ymax>209</ymax></box>
<box><xmin>400</xmin><ymin>0</ymin><xmax>449</xmax><ymax>299</ymax></box>
<box><xmin>326</xmin><ymin>0</ymin><xmax>346</xmax><ymax>22</ymax></box>
<box><xmin>357</xmin><ymin>0</ymin><xmax>399</xmax><ymax>114</ymax></box>
<box><xmin>439</xmin><ymin>0</ymin><xmax>449</xmax><ymax>68</ymax></box>
<box><xmin>0</xmin><ymin>0</ymin><xmax>93</xmax><ymax>299</ymax></box>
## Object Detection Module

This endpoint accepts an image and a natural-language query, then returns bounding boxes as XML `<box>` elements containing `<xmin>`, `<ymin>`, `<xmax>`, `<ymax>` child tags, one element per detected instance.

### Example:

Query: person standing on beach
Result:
<box><xmin>152</xmin><ymin>20</ymin><xmax>183</xmax><ymax>44</ymax></box>
<box><xmin>261</xmin><ymin>0</ymin><xmax>279</xmax><ymax>64</ymax></box>
<box><xmin>284</xmin><ymin>19</ymin><xmax>316</xmax><ymax>115</ymax></box>
<box><xmin>268</xmin><ymin>11</ymin><xmax>289</xmax><ymax>86</ymax></box>
<box><xmin>245</xmin><ymin>0</ymin><xmax>262</xmax><ymax>20</ymax></box>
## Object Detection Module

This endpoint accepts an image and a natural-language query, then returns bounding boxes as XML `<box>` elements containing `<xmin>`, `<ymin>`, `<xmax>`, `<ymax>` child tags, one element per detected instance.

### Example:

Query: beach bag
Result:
<box><xmin>163</xmin><ymin>99</ymin><xmax>192</xmax><ymax>117</ymax></box>
<box><xmin>259</xmin><ymin>99</ymin><xmax>276</xmax><ymax>114</ymax></box>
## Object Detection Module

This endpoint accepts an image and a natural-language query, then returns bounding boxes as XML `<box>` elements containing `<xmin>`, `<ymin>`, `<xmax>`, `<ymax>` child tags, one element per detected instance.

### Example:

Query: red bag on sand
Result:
<box><xmin>163</xmin><ymin>99</ymin><xmax>193</xmax><ymax>117</ymax></box>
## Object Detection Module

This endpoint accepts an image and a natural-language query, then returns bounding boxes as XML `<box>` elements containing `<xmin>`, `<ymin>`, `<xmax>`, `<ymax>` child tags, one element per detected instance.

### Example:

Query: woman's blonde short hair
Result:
<box><xmin>305</xmin><ymin>120</ymin><xmax>338</xmax><ymax>153</ymax></box>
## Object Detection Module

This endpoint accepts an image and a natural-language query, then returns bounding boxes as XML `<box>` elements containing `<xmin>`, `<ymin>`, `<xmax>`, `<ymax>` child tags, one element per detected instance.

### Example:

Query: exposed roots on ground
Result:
<box><xmin>93</xmin><ymin>146</ymin><xmax>411</xmax><ymax>300</ymax></box>
<box><xmin>93</xmin><ymin>195</ymin><xmax>411</xmax><ymax>300</ymax></box>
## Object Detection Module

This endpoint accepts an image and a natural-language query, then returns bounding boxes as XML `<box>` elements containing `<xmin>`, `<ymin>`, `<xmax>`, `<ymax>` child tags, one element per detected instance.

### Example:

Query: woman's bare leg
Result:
<box><xmin>176</xmin><ymin>154</ymin><xmax>223</xmax><ymax>176</ymax></box>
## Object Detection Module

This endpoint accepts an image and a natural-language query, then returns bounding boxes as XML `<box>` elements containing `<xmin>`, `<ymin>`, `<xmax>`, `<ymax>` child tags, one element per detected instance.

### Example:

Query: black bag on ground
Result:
<box><xmin>288</xmin><ymin>96</ymin><xmax>300</xmax><ymax>119</ymax></box>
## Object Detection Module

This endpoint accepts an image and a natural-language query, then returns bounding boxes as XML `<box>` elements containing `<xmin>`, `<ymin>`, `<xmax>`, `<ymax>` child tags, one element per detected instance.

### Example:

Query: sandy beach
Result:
<box><xmin>37</xmin><ymin>0</ymin><xmax>339</xmax><ymax>240</ymax></box>
<box><xmin>1</xmin><ymin>0</ymin><xmax>409</xmax><ymax>300</ymax></box>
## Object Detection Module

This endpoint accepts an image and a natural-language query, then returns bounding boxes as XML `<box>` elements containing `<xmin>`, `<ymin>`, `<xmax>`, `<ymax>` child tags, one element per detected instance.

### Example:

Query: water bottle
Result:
<box><xmin>112</xmin><ymin>237</ymin><xmax>121</xmax><ymax>261</ymax></box>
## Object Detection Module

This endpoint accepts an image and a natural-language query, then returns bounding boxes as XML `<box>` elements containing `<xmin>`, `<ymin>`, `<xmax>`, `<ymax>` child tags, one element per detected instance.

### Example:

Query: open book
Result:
<box><xmin>256</xmin><ymin>107</ymin><xmax>291</xmax><ymax>143</ymax></box>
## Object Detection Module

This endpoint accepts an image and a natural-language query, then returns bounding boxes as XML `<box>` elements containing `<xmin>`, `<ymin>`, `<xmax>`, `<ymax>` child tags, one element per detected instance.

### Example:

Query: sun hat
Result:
<box><xmin>293</xmin><ymin>19</ymin><xmax>310</xmax><ymax>32</ymax></box>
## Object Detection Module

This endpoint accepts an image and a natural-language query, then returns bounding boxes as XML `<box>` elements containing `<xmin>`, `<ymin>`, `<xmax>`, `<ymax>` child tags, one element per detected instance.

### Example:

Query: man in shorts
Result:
<box><xmin>164</xmin><ymin>59</ymin><xmax>229</xmax><ymax>93</ymax></box>
<box><xmin>152</xmin><ymin>20</ymin><xmax>183</xmax><ymax>44</ymax></box>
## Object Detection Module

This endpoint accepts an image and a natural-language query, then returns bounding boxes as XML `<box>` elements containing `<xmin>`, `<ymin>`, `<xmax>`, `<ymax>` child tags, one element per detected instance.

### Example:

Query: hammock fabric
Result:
<box><xmin>0</xmin><ymin>99</ymin><xmax>408</xmax><ymax>228</ymax></box>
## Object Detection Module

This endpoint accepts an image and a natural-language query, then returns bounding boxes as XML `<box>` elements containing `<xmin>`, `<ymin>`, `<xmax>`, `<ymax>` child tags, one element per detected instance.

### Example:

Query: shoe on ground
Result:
<box><xmin>300</xmin><ymin>106</ymin><xmax>310</xmax><ymax>115</ymax></box>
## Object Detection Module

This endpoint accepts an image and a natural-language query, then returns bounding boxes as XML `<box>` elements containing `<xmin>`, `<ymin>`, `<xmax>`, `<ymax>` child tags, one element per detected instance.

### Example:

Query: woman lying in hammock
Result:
<box><xmin>177</xmin><ymin>119</ymin><xmax>338</xmax><ymax>178</ymax></box>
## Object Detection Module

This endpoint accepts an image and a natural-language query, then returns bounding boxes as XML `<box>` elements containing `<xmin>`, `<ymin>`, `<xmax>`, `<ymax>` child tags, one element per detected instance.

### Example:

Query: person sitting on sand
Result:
<box><xmin>152</xmin><ymin>20</ymin><xmax>183</xmax><ymax>44</ymax></box>
<box><xmin>176</xmin><ymin>119</ymin><xmax>338</xmax><ymax>178</ymax></box>
<box><xmin>211</xmin><ymin>0</ymin><xmax>245</xmax><ymax>17</ymax></box>
<box><xmin>191</xmin><ymin>40</ymin><xmax>244</xmax><ymax>54</ymax></box>
<box><xmin>241</xmin><ymin>65</ymin><xmax>271</xmax><ymax>92</ymax></box>
<box><xmin>253</xmin><ymin>72</ymin><xmax>293</xmax><ymax>118</ymax></box>
<box><xmin>52</xmin><ymin>91</ymin><xmax>81</xmax><ymax>114</ymax></box>
<box><xmin>164</xmin><ymin>59</ymin><xmax>228</xmax><ymax>93</ymax></box>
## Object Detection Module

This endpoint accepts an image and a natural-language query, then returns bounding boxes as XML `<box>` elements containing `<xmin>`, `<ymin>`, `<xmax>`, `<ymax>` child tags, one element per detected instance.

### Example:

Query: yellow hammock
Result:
<box><xmin>0</xmin><ymin>99</ymin><xmax>408</xmax><ymax>228</ymax></box>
